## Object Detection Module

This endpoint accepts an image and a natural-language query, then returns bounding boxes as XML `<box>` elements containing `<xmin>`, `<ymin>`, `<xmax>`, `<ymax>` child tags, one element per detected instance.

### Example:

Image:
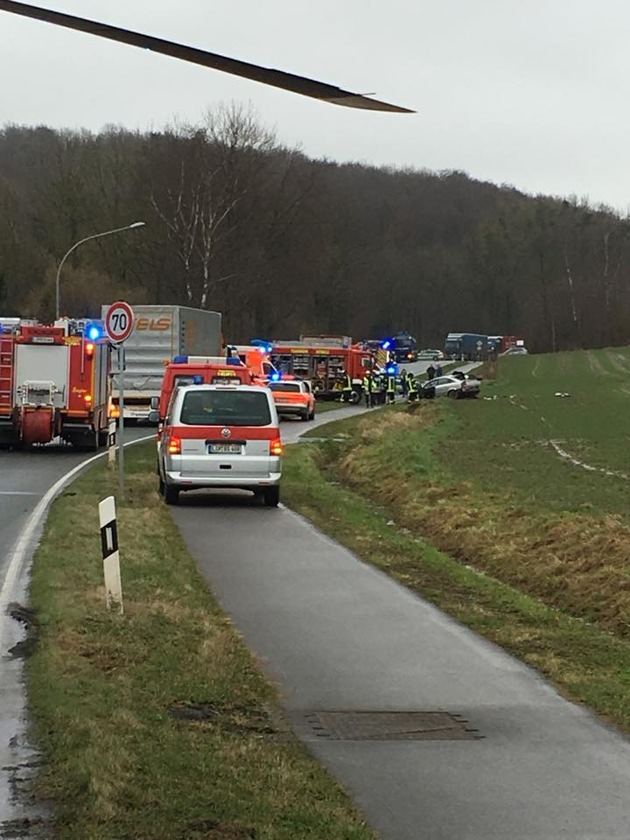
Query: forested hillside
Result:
<box><xmin>1</xmin><ymin>105</ymin><xmax>629</xmax><ymax>351</ymax></box>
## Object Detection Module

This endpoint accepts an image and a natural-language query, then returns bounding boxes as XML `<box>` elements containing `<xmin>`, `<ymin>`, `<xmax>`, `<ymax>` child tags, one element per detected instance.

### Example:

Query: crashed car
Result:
<box><xmin>422</xmin><ymin>374</ymin><xmax>480</xmax><ymax>399</ymax></box>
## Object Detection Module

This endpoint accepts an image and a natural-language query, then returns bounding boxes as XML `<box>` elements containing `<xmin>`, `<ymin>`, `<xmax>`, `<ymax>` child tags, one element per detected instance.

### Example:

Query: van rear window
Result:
<box><xmin>179</xmin><ymin>390</ymin><xmax>272</xmax><ymax>426</ymax></box>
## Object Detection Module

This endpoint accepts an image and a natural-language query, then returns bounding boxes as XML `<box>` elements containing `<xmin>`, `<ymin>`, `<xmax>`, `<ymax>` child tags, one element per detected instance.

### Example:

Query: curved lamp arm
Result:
<box><xmin>55</xmin><ymin>221</ymin><xmax>145</xmax><ymax>319</ymax></box>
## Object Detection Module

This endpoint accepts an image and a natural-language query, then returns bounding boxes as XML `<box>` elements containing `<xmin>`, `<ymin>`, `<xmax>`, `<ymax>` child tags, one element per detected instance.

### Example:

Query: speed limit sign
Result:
<box><xmin>104</xmin><ymin>301</ymin><xmax>134</xmax><ymax>344</ymax></box>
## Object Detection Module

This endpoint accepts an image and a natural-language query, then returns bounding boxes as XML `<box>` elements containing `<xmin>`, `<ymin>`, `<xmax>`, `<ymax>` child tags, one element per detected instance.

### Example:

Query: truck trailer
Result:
<box><xmin>101</xmin><ymin>304</ymin><xmax>222</xmax><ymax>422</ymax></box>
<box><xmin>444</xmin><ymin>332</ymin><xmax>489</xmax><ymax>361</ymax></box>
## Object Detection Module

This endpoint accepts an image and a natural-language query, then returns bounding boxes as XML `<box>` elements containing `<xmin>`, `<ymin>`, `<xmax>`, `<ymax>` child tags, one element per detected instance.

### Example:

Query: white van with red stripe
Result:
<box><xmin>157</xmin><ymin>384</ymin><xmax>282</xmax><ymax>506</ymax></box>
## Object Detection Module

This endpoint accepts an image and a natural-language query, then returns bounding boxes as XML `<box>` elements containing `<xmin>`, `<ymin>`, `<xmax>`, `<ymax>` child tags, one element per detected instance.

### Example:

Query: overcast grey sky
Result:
<box><xmin>1</xmin><ymin>0</ymin><xmax>629</xmax><ymax>212</ymax></box>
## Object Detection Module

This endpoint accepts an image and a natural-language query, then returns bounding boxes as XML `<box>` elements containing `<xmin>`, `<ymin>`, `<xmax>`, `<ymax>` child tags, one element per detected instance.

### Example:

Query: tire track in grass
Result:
<box><xmin>585</xmin><ymin>350</ymin><xmax>608</xmax><ymax>376</ymax></box>
<box><xmin>607</xmin><ymin>351</ymin><xmax>630</xmax><ymax>374</ymax></box>
<box><xmin>549</xmin><ymin>440</ymin><xmax>629</xmax><ymax>480</ymax></box>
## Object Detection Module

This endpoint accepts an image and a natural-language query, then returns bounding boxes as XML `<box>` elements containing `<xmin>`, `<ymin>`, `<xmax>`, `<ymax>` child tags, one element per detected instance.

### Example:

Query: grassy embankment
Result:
<box><xmin>23</xmin><ymin>446</ymin><xmax>377</xmax><ymax>840</ymax></box>
<box><xmin>283</xmin><ymin>348</ymin><xmax>630</xmax><ymax>731</ymax></box>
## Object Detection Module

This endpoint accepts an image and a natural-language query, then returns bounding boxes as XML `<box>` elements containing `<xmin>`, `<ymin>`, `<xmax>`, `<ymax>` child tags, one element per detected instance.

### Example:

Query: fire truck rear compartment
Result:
<box><xmin>0</xmin><ymin>320</ymin><xmax>111</xmax><ymax>449</ymax></box>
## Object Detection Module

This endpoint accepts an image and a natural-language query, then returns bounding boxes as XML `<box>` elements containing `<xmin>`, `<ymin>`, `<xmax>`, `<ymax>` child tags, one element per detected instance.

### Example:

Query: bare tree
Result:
<box><xmin>150</xmin><ymin>104</ymin><xmax>279</xmax><ymax>310</ymax></box>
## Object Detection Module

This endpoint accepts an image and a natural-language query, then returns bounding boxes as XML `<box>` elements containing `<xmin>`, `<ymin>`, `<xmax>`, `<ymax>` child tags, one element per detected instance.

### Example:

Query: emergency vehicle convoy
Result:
<box><xmin>0</xmin><ymin>307</ymin><xmax>401</xmax><ymax>454</ymax></box>
<box><xmin>0</xmin><ymin>317</ymin><xmax>110</xmax><ymax>449</ymax></box>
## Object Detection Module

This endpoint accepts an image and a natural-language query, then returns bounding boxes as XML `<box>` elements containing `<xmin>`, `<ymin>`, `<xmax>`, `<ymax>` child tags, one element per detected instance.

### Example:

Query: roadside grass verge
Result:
<box><xmin>282</xmin><ymin>357</ymin><xmax>630</xmax><ymax>733</ymax></box>
<box><xmin>313</xmin><ymin>399</ymin><xmax>350</xmax><ymax>413</ymax></box>
<box><xmin>25</xmin><ymin>444</ymin><xmax>377</xmax><ymax>840</ymax></box>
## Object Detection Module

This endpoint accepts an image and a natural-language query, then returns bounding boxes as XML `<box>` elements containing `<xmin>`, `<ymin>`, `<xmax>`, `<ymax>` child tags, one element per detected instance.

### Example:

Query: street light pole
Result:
<box><xmin>55</xmin><ymin>221</ymin><xmax>146</xmax><ymax>320</ymax></box>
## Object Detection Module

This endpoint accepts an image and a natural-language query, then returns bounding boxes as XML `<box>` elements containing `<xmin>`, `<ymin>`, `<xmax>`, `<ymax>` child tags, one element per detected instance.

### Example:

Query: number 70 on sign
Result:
<box><xmin>104</xmin><ymin>301</ymin><xmax>135</xmax><ymax>344</ymax></box>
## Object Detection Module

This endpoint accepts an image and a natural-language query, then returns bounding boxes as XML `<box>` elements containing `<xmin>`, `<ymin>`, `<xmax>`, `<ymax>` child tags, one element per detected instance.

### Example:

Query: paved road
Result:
<box><xmin>0</xmin><ymin>428</ymin><xmax>153</xmax><ymax>832</ymax></box>
<box><xmin>171</xmin><ymin>405</ymin><xmax>630</xmax><ymax>840</ymax></box>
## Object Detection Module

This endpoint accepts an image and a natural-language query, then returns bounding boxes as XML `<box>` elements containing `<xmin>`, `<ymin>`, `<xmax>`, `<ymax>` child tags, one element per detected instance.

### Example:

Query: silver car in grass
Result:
<box><xmin>422</xmin><ymin>374</ymin><xmax>480</xmax><ymax>399</ymax></box>
<box><xmin>157</xmin><ymin>384</ymin><xmax>282</xmax><ymax>506</ymax></box>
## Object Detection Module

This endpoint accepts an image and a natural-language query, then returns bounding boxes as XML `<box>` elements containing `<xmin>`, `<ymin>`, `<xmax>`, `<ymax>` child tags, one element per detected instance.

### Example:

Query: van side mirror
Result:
<box><xmin>150</xmin><ymin>396</ymin><xmax>159</xmax><ymax>409</ymax></box>
<box><xmin>148</xmin><ymin>410</ymin><xmax>160</xmax><ymax>424</ymax></box>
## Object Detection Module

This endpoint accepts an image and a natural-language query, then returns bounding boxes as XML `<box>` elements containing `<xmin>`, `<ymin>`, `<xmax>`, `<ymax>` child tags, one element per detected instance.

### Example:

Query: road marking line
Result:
<box><xmin>0</xmin><ymin>435</ymin><xmax>155</xmax><ymax>649</ymax></box>
<box><xmin>0</xmin><ymin>491</ymin><xmax>40</xmax><ymax>496</ymax></box>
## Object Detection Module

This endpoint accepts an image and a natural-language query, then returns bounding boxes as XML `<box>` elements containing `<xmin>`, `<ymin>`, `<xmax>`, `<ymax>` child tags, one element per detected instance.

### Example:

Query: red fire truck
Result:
<box><xmin>0</xmin><ymin>319</ymin><xmax>111</xmax><ymax>449</ymax></box>
<box><xmin>270</xmin><ymin>338</ymin><xmax>375</xmax><ymax>401</ymax></box>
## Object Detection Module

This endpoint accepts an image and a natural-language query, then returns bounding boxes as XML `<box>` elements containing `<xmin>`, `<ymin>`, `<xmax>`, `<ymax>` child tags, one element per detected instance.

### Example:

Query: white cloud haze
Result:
<box><xmin>1</xmin><ymin>0</ymin><xmax>629</xmax><ymax>212</ymax></box>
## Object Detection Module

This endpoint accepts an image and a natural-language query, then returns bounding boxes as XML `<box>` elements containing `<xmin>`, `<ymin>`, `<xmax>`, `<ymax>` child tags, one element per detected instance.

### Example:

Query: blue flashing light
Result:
<box><xmin>86</xmin><ymin>323</ymin><xmax>102</xmax><ymax>341</ymax></box>
<box><xmin>173</xmin><ymin>355</ymin><xmax>188</xmax><ymax>363</ymax></box>
<box><xmin>270</xmin><ymin>371</ymin><xmax>281</xmax><ymax>381</ymax></box>
<box><xmin>192</xmin><ymin>375</ymin><xmax>204</xmax><ymax>384</ymax></box>
<box><xmin>251</xmin><ymin>338</ymin><xmax>274</xmax><ymax>353</ymax></box>
<box><xmin>386</xmin><ymin>366</ymin><xmax>397</xmax><ymax>375</ymax></box>
<box><xmin>226</xmin><ymin>357</ymin><xmax>241</xmax><ymax>365</ymax></box>
<box><xmin>381</xmin><ymin>340</ymin><xmax>392</xmax><ymax>350</ymax></box>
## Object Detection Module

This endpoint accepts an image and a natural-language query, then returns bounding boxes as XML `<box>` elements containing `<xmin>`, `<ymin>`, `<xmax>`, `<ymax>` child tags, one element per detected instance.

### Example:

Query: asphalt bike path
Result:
<box><xmin>172</xmin><ymin>403</ymin><xmax>630</xmax><ymax>840</ymax></box>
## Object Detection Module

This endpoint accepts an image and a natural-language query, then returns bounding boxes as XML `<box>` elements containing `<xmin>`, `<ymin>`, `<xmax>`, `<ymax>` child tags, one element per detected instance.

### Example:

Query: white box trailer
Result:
<box><xmin>101</xmin><ymin>304</ymin><xmax>222</xmax><ymax>422</ymax></box>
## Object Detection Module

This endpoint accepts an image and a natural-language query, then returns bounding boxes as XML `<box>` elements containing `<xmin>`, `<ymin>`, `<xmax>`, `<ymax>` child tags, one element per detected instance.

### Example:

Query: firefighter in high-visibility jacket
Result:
<box><xmin>406</xmin><ymin>371</ymin><xmax>419</xmax><ymax>402</ymax></box>
<box><xmin>386</xmin><ymin>372</ymin><xmax>396</xmax><ymax>404</ymax></box>
<box><xmin>372</xmin><ymin>370</ymin><xmax>384</xmax><ymax>405</ymax></box>
<box><xmin>340</xmin><ymin>370</ymin><xmax>353</xmax><ymax>403</ymax></box>
<box><xmin>362</xmin><ymin>372</ymin><xmax>375</xmax><ymax>407</ymax></box>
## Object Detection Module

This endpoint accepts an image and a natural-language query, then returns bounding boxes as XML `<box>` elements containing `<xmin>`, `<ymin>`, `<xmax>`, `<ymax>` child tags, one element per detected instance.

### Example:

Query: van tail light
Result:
<box><xmin>167</xmin><ymin>435</ymin><xmax>182</xmax><ymax>455</ymax></box>
<box><xmin>270</xmin><ymin>438</ymin><xmax>283</xmax><ymax>456</ymax></box>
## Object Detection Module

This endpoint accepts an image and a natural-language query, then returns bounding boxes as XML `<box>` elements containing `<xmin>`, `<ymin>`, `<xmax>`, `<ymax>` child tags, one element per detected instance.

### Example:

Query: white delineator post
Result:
<box><xmin>107</xmin><ymin>418</ymin><xmax>116</xmax><ymax>465</ymax></box>
<box><xmin>98</xmin><ymin>495</ymin><xmax>124</xmax><ymax>614</ymax></box>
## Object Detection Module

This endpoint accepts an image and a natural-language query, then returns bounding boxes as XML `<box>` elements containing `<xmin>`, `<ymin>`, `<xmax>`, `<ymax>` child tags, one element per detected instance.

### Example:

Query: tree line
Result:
<box><xmin>1</xmin><ymin>104</ymin><xmax>629</xmax><ymax>352</ymax></box>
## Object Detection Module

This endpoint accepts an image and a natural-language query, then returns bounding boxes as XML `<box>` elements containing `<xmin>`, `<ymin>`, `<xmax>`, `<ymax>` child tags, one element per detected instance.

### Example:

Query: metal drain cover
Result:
<box><xmin>297</xmin><ymin>711</ymin><xmax>480</xmax><ymax>741</ymax></box>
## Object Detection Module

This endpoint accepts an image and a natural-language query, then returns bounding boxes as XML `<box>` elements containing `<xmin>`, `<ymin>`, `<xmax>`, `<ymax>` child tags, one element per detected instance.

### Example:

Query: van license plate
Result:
<box><xmin>208</xmin><ymin>443</ymin><xmax>242</xmax><ymax>454</ymax></box>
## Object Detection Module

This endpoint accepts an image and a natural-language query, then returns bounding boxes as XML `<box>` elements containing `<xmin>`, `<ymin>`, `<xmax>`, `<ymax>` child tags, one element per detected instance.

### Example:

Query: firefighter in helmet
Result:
<box><xmin>406</xmin><ymin>370</ymin><xmax>419</xmax><ymax>402</ymax></box>
<box><xmin>339</xmin><ymin>369</ymin><xmax>353</xmax><ymax>402</ymax></box>
<box><xmin>362</xmin><ymin>370</ymin><xmax>375</xmax><ymax>407</ymax></box>
<box><xmin>386</xmin><ymin>370</ymin><xmax>396</xmax><ymax>404</ymax></box>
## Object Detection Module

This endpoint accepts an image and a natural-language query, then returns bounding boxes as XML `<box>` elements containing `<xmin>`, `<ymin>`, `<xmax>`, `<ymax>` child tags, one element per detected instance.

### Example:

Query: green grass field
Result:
<box><xmin>443</xmin><ymin>349</ymin><xmax>630</xmax><ymax>517</ymax></box>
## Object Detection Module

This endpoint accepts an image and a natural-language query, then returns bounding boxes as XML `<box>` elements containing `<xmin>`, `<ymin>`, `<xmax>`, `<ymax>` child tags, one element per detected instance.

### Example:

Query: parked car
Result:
<box><xmin>268</xmin><ymin>380</ymin><xmax>315</xmax><ymax>421</ymax></box>
<box><xmin>418</xmin><ymin>348</ymin><xmax>445</xmax><ymax>360</ymax></box>
<box><xmin>422</xmin><ymin>374</ymin><xmax>480</xmax><ymax>399</ymax></box>
<box><xmin>503</xmin><ymin>346</ymin><xmax>528</xmax><ymax>355</ymax></box>
<box><xmin>157</xmin><ymin>384</ymin><xmax>282</xmax><ymax>506</ymax></box>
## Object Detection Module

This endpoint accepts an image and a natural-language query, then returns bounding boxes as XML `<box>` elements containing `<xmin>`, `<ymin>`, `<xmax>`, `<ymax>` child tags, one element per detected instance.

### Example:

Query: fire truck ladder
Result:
<box><xmin>0</xmin><ymin>335</ymin><xmax>14</xmax><ymax>411</ymax></box>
